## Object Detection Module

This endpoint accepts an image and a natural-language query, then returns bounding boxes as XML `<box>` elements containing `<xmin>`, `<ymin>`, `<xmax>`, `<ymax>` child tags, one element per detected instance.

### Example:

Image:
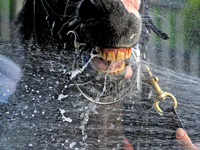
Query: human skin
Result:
<box><xmin>176</xmin><ymin>128</ymin><xmax>200</xmax><ymax>150</ymax></box>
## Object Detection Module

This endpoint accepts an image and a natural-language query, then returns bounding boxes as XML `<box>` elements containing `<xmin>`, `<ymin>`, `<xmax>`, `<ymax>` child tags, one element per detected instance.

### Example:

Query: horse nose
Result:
<box><xmin>77</xmin><ymin>0</ymin><xmax>142</xmax><ymax>48</ymax></box>
<box><xmin>78</xmin><ymin>0</ymin><xmax>104</xmax><ymax>21</ymax></box>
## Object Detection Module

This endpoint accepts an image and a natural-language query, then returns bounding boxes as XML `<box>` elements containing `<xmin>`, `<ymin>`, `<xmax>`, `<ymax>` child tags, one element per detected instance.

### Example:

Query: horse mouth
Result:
<box><xmin>91</xmin><ymin>47</ymin><xmax>132</xmax><ymax>74</ymax></box>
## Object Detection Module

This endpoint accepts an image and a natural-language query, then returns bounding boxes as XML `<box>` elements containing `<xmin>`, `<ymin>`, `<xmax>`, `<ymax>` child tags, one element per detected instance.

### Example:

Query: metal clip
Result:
<box><xmin>145</xmin><ymin>65</ymin><xmax>177</xmax><ymax>114</ymax></box>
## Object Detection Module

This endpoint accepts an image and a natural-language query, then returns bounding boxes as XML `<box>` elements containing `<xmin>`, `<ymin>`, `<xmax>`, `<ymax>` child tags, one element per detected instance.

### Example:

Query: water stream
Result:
<box><xmin>0</xmin><ymin>43</ymin><xmax>200</xmax><ymax>149</ymax></box>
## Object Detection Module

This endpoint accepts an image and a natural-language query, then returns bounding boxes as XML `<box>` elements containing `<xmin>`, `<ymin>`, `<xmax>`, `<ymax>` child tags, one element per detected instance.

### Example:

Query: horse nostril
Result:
<box><xmin>78</xmin><ymin>0</ymin><xmax>103</xmax><ymax>21</ymax></box>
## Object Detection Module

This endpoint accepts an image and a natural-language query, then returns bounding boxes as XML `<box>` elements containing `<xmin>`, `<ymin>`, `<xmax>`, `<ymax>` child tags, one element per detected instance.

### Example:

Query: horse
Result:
<box><xmin>0</xmin><ymin>0</ymin><xmax>186</xmax><ymax>149</ymax></box>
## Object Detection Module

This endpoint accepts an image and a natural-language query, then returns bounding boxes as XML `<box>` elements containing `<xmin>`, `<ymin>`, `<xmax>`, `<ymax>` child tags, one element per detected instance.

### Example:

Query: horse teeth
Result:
<box><xmin>107</xmin><ymin>50</ymin><xmax>116</xmax><ymax>61</ymax></box>
<box><xmin>116</xmin><ymin>50</ymin><xmax>124</xmax><ymax>61</ymax></box>
<box><xmin>110</xmin><ymin>61</ymin><xmax>125</xmax><ymax>74</ymax></box>
<box><xmin>125</xmin><ymin>49</ymin><xmax>131</xmax><ymax>59</ymax></box>
<box><xmin>100</xmin><ymin>61</ymin><xmax>125</xmax><ymax>74</ymax></box>
<box><xmin>103</xmin><ymin>50</ymin><xmax>107</xmax><ymax>60</ymax></box>
<box><xmin>96</xmin><ymin>47</ymin><xmax>131</xmax><ymax>61</ymax></box>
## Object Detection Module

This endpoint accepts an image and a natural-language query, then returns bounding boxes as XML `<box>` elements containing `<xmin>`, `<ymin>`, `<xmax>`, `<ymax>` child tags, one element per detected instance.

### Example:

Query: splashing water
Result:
<box><xmin>147</xmin><ymin>62</ymin><xmax>200</xmax><ymax>139</ymax></box>
<box><xmin>0</xmin><ymin>43</ymin><xmax>200</xmax><ymax>149</ymax></box>
<box><xmin>94</xmin><ymin>61</ymin><xmax>113</xmax><ymax>102</ymax></box>
<box><xmin>70</xmin><ymin>52</ymin><xmax>97</xmax><ymax>80</ymax></box>
<box><xmin>60</xmin><ymin>49</ymin><xmax>98</xmax><ymax>95</ymax></box>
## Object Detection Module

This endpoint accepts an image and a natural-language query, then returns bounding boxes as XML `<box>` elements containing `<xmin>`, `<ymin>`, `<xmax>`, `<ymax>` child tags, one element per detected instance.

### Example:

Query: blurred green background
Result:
<box><xmin>146</xmin><ymin>0</ymin><xmax>200</xmax><ymax>76</ymax></box>
<box><xmin>0</xmin><ymin>0</ymin><xmax>200</xmax><ymax>76</ymax></box>
<box><xmin>0</xmin><ymin>0</ymin><xmax>23</xmax><ymax>39</ymax></box>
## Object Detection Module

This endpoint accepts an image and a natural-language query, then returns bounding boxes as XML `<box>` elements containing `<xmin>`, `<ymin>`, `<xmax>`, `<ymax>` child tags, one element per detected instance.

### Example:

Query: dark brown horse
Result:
<box><xmin>0</xmin><ymin>0</ymin><xmax>185</xmax><ymax>149</ymax></box>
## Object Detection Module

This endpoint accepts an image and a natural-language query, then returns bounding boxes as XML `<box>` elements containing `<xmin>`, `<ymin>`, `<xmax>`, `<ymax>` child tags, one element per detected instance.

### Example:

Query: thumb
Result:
<box><xmin>176</xmin><ymin>128</ymin><xmax>199</xmax><ymax>150</ymax></box>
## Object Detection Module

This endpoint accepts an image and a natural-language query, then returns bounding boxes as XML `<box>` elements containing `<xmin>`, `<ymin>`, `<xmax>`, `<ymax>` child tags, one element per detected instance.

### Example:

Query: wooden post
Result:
<box><xmin>0</xmin><ymin>0</ymin><xmax>10</xmax><ymax>40</ymax></box>
<box><xmin>12</xmin><ymin>0</ymin><xmax>23</xmax><ymax>17</ymax></box>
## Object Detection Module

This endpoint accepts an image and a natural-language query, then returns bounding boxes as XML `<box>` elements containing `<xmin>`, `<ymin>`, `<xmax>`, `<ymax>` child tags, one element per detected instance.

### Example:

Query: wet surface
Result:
<box><xmin>0</xmin><ymin>42</ymin><xmax>199</xmax><ymax>149</ymax></box>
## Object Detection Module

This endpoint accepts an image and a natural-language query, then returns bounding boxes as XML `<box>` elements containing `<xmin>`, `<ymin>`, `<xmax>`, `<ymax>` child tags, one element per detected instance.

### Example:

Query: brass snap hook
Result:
<box><xmin>154</xmin><ymin>91</ymin><xmax>177</xmax><ymax>114</ymax></box>
<box><xmin>145</xmin><ymin>65</ymin><xmax>177</xmax><ymax>114</ymax></box>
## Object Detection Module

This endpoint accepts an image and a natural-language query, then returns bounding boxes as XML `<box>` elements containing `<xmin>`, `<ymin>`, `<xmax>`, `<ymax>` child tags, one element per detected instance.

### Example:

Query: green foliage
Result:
<box><xmin>182</xmin><ymin>0</ymin><xmax>200</xmax><ymax>47</ymax></box>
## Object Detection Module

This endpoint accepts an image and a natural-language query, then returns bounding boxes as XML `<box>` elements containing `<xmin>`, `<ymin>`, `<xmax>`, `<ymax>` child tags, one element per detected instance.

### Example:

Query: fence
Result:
<box><xmin>0</xmin><ymin>0</ymin><xmax>23</xmax><ymax>40</ymax></box>
<box><xmin>0</xmin><ymin>0</ymin><xmax>200</xmax><ymax>77</ymax></box>
<box><xmin>147</xmin><ymin>1</ymin><xmax>200</xmax><ymax>77</ymax></box>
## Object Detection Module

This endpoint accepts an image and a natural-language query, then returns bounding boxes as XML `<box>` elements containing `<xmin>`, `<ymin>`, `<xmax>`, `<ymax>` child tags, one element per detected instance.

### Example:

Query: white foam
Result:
<box><xmin>58</xmin><ymin>94</ymin><xmax>68</xmax><ymax>101</ymax></box>
<box><xmin>59</xmin><ymin>109</ymin><xmax>72</xmax><ymax>123</ymax></box>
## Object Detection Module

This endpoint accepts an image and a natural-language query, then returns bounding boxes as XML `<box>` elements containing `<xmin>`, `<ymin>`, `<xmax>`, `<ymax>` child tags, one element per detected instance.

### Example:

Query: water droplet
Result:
<box><xmin>69</xmin><ymin>142</ymin><xmax>76</xmax><ymax>148</ymax></box>
<box><xmin>65</xmin><ymin>139</ymin><xmax>69</xmax><ymax>143</ymax></box>
<box><xmin>58</xmin><ymin>94</ymin><xmax>68</xmax><ymax>101</ymax></box>
<box><xmin>83</xmin><ymin>135</ymin><xmax>88</xmax><ymax>141</ymax></box>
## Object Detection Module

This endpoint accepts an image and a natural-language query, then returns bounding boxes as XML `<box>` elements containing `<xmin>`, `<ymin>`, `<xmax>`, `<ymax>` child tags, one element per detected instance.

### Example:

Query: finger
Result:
<box><xmin>194</xmin><ymin>144</ymin><xmax>200</xmax><ymax>149</ymax></box>
<box><xmin>123</xmin><ymin>137</ymin><xmax>134</xmax><ymax>150</ymax></box>
<box><xmin>176</xmin><ymin>128</ymin><xmax>199</xmax><ymax>150</ymax></box>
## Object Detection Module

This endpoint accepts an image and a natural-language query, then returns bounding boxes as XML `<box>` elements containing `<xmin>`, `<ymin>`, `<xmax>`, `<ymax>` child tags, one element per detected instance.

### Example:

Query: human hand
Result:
<box><xmin>176</xmin><ymin>128</ymin><xmax>200</xmax><ymax>150</ymax></box>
